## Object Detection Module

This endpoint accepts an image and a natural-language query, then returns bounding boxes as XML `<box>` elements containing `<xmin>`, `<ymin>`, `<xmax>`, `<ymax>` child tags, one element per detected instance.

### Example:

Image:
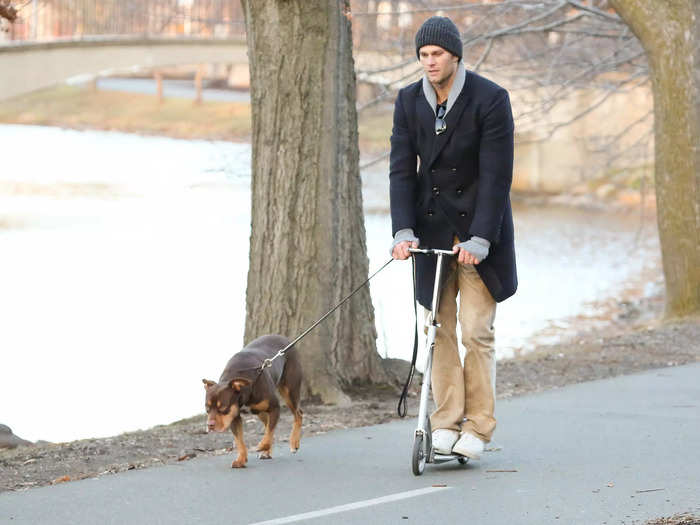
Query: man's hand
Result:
<box><xmin>453</xmin><ymin>237</ymin><xmax>490</xmax><ymax>265</ymax></box>
<box><xmin>454</xmin><ymin>246</ymin><xmax>479</xmax><ymax>265</ymax></box>
<box><xmin>391</xmin><ymin>228</ymin><xmax>419</xmax><ymax>260</ymax></box>
<box><xmin>392</xmin><ymin>240</ymin><xmax>419</xmax><ymax>260</ymax></box>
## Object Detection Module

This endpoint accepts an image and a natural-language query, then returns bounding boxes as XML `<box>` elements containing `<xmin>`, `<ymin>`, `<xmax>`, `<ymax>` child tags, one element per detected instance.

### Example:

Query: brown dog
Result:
<box><xmin>202</xmin><ymin>334</ymin><xmax>303</xmax><ymax>468</ymax></box>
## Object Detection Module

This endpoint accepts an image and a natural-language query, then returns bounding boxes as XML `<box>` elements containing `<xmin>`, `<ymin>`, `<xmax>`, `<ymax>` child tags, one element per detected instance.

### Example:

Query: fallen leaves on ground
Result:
<box><xmin>51</xmin><ymin>475</ymin><xmax>70</xmax><ymax>484</ymax></box>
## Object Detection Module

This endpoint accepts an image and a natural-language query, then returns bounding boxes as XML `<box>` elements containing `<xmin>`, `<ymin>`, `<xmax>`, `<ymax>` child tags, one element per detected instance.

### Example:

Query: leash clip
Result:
<box><xmin>261</xmin><ymin>358</ymin><xmax>273</xmax><ymax>370</ymax></box>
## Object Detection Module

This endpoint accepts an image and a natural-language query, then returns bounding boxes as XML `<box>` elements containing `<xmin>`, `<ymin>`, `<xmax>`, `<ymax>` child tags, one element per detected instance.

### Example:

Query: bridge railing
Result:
<box><xmin>0</xmin><ymin>0</ymin><xmax>246</xmax><ymax>44</ymax></box>
<box><xmin>2</xmin><ymin>0</ymin><xmax>463</xmax><ymax>53</ymax></box>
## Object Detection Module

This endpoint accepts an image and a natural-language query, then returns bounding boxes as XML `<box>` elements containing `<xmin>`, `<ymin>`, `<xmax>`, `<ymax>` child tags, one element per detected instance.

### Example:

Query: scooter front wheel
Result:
<box><xmin>411</xmin><ymin>433</ymin><xmax>426</xmax><ymax>476</ymax></box>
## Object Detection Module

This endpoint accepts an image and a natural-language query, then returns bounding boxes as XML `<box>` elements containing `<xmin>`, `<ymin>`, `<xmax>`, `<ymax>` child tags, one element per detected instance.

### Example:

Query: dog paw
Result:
<box><xmin>231</xmin><ymin>458</ymin><xmax>247</xmax><ymax>468</ymax></box>
<box><xmin>258</xmin><ymin>450</ymin><xmax>272</xmax><ymax>460</ymax></box>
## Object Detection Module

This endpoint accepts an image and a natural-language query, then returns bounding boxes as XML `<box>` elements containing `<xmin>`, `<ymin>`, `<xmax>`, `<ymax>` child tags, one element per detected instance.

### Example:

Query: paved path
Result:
<box><xmin>2</xmin><ymin>363</ymin><xmax>699</xmax><ymax>525</ymax></box>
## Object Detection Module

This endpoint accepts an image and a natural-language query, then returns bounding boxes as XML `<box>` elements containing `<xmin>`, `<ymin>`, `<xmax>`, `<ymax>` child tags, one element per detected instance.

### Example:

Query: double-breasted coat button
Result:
<box><xmin>451</xmin><ymin>168</ymin><xmax>457</xmax><ymax>172</ymax></box>
<box><xmin>459</xmin><ymin>211</ymin><xmax>466</xmax><ymax>217</ymax></box>
<box><xmin>432</xmin><ymin>185</ymin><xmax>440</xmax><ymax>196</ymax></box>
<box><xmin>427</xmin><ymin>209</ymin><xmax>434</xmax><ymax>216</ymax></box>
<box><xmin>456</xmin><ymin>187</ymin><xmax>463</xmax><ymax>195</ymax></box>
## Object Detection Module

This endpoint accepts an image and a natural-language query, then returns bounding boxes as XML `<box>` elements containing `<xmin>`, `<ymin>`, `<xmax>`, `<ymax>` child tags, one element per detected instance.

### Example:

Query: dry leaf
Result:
<box><xmin>51</xmin><ymin>475</ymin><xmax>70</xmax><ymax>484</ymax></box>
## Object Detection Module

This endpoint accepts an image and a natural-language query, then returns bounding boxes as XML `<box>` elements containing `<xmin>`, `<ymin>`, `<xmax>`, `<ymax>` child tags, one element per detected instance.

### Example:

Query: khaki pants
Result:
<box><xmin>427</xmin><ymin>261</ymin><xmax>497</xmax><ymax>443</ymax></box>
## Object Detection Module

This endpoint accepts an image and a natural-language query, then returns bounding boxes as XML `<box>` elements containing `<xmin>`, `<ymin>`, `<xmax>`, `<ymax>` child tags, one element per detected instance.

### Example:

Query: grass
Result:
<box><xmin>0</xmin><ymin>85</ymin><xmax>252</xmax><ymax>141</ymax></box>
<box><xmin>0</xmin><ymin>84</ymin><xmax>395</xmax><ymax>153</ymax></box>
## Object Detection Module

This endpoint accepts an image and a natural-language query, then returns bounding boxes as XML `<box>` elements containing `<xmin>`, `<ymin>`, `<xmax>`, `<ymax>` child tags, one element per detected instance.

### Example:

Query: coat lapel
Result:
<box><xmin>415</xmin><ymin>87</ymin><xmax>436</xmax><ymax>167</ymax></box>
<box><xmin>427</xmin><ymin>74</ymin><xmax>471</xmax><ymax>169</ymax></box>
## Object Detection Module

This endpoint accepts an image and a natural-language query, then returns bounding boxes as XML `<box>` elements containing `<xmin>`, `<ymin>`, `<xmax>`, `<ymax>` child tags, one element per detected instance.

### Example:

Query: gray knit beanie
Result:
<box><xmin>415</xmin><ymin>16</ymin><xmax>463</xmax><ymax>60</ymax></box>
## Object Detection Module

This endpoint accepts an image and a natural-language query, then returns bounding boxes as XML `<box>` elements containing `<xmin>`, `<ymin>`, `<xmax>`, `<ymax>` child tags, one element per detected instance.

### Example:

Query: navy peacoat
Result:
<box><xmin>389</xmin><ymin>69</ymin><xmax>518</xmax><ymax>309</ymax></box>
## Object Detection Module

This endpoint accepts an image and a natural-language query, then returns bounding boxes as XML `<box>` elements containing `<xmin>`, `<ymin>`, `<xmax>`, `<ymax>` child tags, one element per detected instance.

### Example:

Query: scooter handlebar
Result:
<box><xmin>408</xmin><ymin>247</ymin><xmax>456</xmax><ymax>256</ymax></box>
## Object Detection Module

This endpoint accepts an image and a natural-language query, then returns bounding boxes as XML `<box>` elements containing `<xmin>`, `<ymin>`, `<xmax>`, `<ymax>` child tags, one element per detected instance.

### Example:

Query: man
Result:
<box><xmin>390</xmin><ymin>16</ymin><xmax>517</xmax><ymax>460</ymax></box>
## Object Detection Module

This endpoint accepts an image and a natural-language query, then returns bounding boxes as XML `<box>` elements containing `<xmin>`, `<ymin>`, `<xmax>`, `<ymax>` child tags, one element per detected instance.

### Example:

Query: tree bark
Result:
<box><xmin>241</xmin><ymin>0</ymin><xmax>388</xmax><ymax>404</ymax></box>
<box><xmin>609</xmin><ymin>0</ymin><xmax>700</xmax><ymax>318</ymax></box>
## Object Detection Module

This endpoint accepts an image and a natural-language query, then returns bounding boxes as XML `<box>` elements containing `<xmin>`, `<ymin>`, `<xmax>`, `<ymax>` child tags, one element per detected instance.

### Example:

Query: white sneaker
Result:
<box><xmin>452</xmin><ymin>432</ymin><xmax>485</xmax><ymax>459</ymax></box>
<box><xmin>432</xmin><ymin>429</ymin><xmax>459</xmax><ymax>454</ymax></box>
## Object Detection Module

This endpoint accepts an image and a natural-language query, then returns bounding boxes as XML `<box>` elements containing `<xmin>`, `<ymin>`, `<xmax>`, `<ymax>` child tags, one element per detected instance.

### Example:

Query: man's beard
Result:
<box><xmin>431</xmin><ymin>68</ymin><xmax>455</xmax><ymax>88</ymax></box>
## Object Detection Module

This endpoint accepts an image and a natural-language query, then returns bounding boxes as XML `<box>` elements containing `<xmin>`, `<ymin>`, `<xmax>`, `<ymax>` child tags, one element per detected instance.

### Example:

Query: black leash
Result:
<box><xmin>397</xmin><ymin>255</ymin><xmax>419</xmax><ymax>417</ymax></box>
<box><xmin>257</xmin><ymin>258</ymin><xmax>395</xmax><ymax>374</ymax></box>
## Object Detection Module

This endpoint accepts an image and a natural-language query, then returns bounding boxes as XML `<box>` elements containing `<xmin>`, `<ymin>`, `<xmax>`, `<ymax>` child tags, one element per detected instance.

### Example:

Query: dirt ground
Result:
<box><xmin>643</xmin><ymin>515</ymin><xmax>700</xmax><ymax>525</ymax></box>
<box><xmin>1</xmin><ymin>290</ymin><xmax>699</xmax><ymax>525</ymax></box>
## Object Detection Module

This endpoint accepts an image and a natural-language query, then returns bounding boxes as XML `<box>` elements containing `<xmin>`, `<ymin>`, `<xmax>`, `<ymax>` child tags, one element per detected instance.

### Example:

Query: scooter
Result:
<box><xmin>408</xmin><ymin>247</ymin><xmax>468</xmax><ymax>476</ymax></box>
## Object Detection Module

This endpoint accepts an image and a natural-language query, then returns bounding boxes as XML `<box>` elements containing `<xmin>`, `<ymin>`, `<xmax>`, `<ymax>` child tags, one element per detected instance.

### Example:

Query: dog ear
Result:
<box><xmin>230</xmin><ymin>378</ymin><xmax>251</xmax><ymax>392</ymax></box>
<box><xmin>202</xmin><ymin>379</ymin><xmax>216</xmax><ymax>389</ymax></box>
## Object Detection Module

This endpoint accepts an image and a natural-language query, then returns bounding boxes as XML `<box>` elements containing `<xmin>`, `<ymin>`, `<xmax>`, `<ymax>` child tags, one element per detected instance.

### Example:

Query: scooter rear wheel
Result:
<box><xmin>411</xmin><ymin>433</ymin><xmax>426</xmax><ymax>476</ymax></box>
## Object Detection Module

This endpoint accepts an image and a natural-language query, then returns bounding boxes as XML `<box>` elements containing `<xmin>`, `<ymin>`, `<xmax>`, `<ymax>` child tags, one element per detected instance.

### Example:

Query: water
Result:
<box><xmin>93</xmin><ymin>77</ymin><xmax>251</xmax><ymax>103</ymax></box>
<box><xmin>0</xmin><ymin>125</ymin><xmax>661</xmax><ymax>443</ymax></box>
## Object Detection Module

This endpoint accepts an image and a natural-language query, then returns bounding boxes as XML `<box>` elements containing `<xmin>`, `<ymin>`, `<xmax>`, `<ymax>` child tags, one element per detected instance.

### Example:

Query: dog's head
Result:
<box><xmin>201</xmin><ymin>378</ymin><xmax>251</xmax><ymax>432</ymax></box>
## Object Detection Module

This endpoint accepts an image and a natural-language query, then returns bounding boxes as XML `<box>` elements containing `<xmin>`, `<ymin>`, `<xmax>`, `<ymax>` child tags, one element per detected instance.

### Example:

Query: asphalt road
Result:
<box><xmin>2</xmin><ymin>363</ymin><xmax>699</xmax><ymax>525</ymax></box>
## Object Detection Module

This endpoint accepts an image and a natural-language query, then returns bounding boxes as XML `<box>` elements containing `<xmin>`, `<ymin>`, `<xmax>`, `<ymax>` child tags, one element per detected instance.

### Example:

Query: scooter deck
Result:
<box><xmin>432</xmin><ymin>452</ymin><xmax>469</xmax><ymax>464</ymax></box>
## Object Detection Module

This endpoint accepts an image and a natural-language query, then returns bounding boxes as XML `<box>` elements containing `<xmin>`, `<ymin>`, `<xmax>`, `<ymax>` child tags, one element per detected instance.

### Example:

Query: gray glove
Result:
<box><xmin>453</xmin><ymin>236</ymin><xmax>490</xmax><ymax>263</ymax></box>
<box><xmin>390</xmin><ymin>228</ymin><xmax>419</xmax><ymax>256</ymax></box>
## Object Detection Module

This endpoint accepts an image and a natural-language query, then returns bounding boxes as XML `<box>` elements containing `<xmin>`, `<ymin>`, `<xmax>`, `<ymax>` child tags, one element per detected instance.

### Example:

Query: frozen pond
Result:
<box><xmin>0</xmin><ymin>125</ymin><xmax>661</xmax><ymax>442</ymax></box>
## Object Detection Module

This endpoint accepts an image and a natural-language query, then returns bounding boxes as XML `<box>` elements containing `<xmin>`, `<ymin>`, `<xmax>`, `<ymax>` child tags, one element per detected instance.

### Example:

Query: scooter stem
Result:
<box><xmin>416</xmin><ymin>252</ymin><xmax>446</xmax><ymax>436</ymax></box>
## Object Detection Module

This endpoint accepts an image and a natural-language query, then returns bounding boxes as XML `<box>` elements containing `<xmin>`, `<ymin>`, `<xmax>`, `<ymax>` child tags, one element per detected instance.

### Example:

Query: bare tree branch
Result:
<box><xmin>360</xmin><ymin>151</ymin><xmax>390</xmax><ymax>171</ymax></box>
<box><xmin>462</xmin><ymin>1</ymin><xmax>568</xmax><ymax>45</ymax></box>
<box><xmin>473</xmin><ymin>37</ymin><xmax>494</xmax><ymax>72</ymax></box>
<box><xmin>566</xmin><ymin>0</ymin><xmax>622</xmax><ymax>22</ymax></box>
<box><xmin>353</xmin><ymin>0</ymin><xmax>653</xmax><ymax>181</ymax></box>
<box><xmin>352</xmin><ymin>0</ymin><xmax>545</xmax><ymax>17</ymax></box>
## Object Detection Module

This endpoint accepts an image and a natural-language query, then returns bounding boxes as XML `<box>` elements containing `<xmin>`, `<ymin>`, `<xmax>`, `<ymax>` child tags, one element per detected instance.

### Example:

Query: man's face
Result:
<box><xmin>419</xmin><ymin>45</ymin><xmax>459</xmax><ymax>86</ymax></box>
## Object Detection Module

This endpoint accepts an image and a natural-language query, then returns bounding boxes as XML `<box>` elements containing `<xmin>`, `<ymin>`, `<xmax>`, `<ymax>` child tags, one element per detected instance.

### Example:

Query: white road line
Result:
<box><xmin>247</xmin><ymin>486</ymin><xmax>451</xmax><ymax>525</ymax></box>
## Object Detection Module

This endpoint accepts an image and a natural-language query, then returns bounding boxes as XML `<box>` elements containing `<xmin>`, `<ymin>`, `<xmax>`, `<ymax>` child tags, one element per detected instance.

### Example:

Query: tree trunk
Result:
<box><xmin>610</xmin><ymin>0</ymin><xmax>700</xmax><ymax>318</ymax></box>
<box><xmin>241</xmin><ymin>0</ymin><xmax>388</xmax><ymax>405</ymax></box>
